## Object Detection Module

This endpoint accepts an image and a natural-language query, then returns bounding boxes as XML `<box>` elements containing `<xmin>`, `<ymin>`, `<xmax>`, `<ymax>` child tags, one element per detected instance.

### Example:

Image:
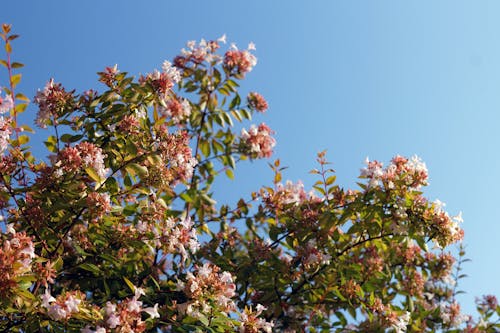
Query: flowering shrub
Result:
<box><xmin>0</xmin><ymin>23</ymin><xmax>499</xmax><ymax>332</ymax></box>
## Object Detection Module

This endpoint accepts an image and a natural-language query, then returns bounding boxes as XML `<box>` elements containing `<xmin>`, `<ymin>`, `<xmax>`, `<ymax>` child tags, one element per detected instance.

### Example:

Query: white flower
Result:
<box><xmin>127</xmin><ymin>298</ymin><xmax>142</xmax><ymax>312</ymax></box>
<box><xmin>107</xmin><ymin>313</ymin><xmax>121</xmax><ymax>328</ymax></box>
<box><xmin>256</xmin><ymin>304</ymin><xmax>267</xmax><ymax>313</ymax></box>
<box><xmin>6</xmin><ymin>223</ymin><xmax>15</xmax><ymax>234</ymax></box>
<box><xmin>220</xmin><ymin>271</ymin><xmax>233</xmax><ymax>284</ymax></box>
<box><xmin>47</xmin><ymin>303</ymin><xmax>68</xmax><ymax>321</ymax></box>
<box><xmin>161</xmin><ymin>60</ymin><xmax>181</xmax><ymax>83</ymax></box>
<box><xmin>198</xmin><ymin>263</ymin><xmax>212</xmax><ymax>277</ymax></box>
<box><xmin>65</xmin><ymin>295</ymin><xmax>81</xmax><ymax>313</ymax></box>
<box><xmin>143</xmin><ymin>303</ymin><xmax>160</xmax><ymax>319</ymax></box>
<box><xmin>248</xmin><ymin>42</ymin><xmax>256</xmax><ymax>51</ymax></box>
<box><xmin>433</xmin><ymin>199</ymin><xmax>446</xmax><ymax>213</ymax></box>
<box><xmin>453</xmin><ymin>211</ymin><xmax>464</xmax><ymax>224</ymax></box>
<box><xmin>41</xmin><ymin>289</ymin><xmax>56</xmax><ymax>308</ymax></box>
<box><xmin>104</xmin><ymin>301</ymin><xmax>116</xmax><ymax>315</ymax></box>
<box><xmin>391</xmin><ymin>311</ymin><xmax>410</xmax><ymax>333</ymax></box>
<box><xmin>218</xmin><ymin>34</ymin><xmax>227</xmax><ymax>44</ymax></box>
<box><xmin>134</xmin><ymin>286</ymin><xmax>146</xmax><ymax>299</ymax></box>
<box><xmin>0</xmin><ymin>94</ymin><xmax>13</xmax><ymax>114</ymax></box>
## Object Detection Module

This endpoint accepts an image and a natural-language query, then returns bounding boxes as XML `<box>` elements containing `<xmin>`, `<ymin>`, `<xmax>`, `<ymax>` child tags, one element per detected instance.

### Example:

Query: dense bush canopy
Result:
<box><xmin>0</xmin><ymin>24</ymin><xmax>499</xmax><ymax>332</ymax></box>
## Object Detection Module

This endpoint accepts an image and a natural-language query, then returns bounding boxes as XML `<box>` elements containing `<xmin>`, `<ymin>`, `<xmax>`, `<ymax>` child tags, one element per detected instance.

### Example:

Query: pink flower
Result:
<box><xmin>160</xmin><ymin>97</ymin><xmax>191</xmax><ymax>124</ymax></box>
<box><xmin>34</xmin><ymin>79</ymin><xmax>75</xmax><ymax>128</ymax></box>
<box><xmin>240</xmin><ymin>123</ymin><xmax>276</xmax><ymax>158</ymax></box>
<box><xmin>64</xmin><ymin>295</ymin><xmax>81</xmax><ymax>313</ymax></box>
<box><xmin>224</xmin><ymin>48</ymin><xmax>257</xmax><ymax>75</ymax></box>
<box><xmin>106</xmin><ymin>313</ymin><xmax>121</xmax><ymax>328</ymax></box>
<box><xmin>247</xmin><ymin>92</ymin><xmax>268</xmax><ymax>113</ymax></box>
<box><xmin>0</xmin><ymin>116</ymin><xmax>11</xmax><ymax>155</ymax></box>
<box><xmin>0</xmin><ymin>93</ymin><xmax>13</xmax><ymax>114</ymax></box>
<box><xmin>41</xmin><ymin>289</ymin><xmax>56</xmax><ymax>308</ymax></box>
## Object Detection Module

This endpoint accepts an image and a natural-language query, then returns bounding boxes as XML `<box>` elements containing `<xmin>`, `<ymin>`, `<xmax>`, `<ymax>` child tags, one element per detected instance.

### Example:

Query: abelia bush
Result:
<box><xmin>0</xmin><ymin>23</ymin><xmax>499</xmax><ymax>332</ymax></box>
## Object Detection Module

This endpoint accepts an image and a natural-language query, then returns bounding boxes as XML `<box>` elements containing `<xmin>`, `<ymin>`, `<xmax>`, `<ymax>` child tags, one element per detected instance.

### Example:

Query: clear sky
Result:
<box><xmin>2</xmin><ymin>0</ymin><xmax>500</xmax><ymax>314</ymax></box>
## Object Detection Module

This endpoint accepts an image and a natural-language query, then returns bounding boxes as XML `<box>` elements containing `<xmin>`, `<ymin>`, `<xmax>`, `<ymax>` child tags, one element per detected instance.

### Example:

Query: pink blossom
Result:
<box><xmin>0</xmin><ymin>116</ymin><xmax>11</xmax><ymax>155</ymax></box>
<box><xmin>161</xmin><ymin>60</ymin><xmax>181</xmax><ymax>83</ymax></box>
<box><xmin>247</xmin><ymin>92</ymin><xmax>268</xmax><ymax>113</ymax></box>
<box><xmin>160</xmin><ymin>97</ymin><xmax>191</xmax><ymax>124</ymax></box>
<box><xmin>240</xmin><ymin>123</ymin><xmax>276</xmax><ymax>159</ymax></box>
<box><xmin>64</xmin><ymin>295</ymin><xmax>81</xmax><ymax>313</ymax></box>
<box><xmin>41</xmin><ymin>289</ymin><xmax>56</xmax><ymax>308</ymax></box>
<box><xmin>0</xmin><ymin>93</ymin><xmax>13</xmax><ymax>114</ymax></box>
<box><xmin>106</xmin><ymin>313</ymin><xmax>121</xmax><ymax>328</ymax></box>
<box><xmin>34</xmin><ymin>79</ymin><xmax>75</xmax><ymax>128</ymax></box>
<box><xmin>224</xmin><ymin>47</ymin><xmax>257</xmax><ymax>75</ymax></box>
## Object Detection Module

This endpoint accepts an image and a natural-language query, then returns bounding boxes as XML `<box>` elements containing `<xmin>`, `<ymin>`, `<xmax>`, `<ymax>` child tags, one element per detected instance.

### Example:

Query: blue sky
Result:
<box><xmin>3</xmin><ymin>1</ymin><xmax>500</xmax><ymax>314</ymax></box>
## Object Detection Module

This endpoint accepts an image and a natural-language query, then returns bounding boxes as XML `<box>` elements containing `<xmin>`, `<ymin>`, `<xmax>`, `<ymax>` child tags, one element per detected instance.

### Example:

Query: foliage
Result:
<box><xmin>0</xmin><ymin>24</ymin><xmax>499</xmax><ymax>332</ymax></box>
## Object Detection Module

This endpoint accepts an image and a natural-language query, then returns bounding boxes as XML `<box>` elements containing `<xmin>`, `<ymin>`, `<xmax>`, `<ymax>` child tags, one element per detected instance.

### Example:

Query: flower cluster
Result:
<box><xmin>0</xmin><ymin>90</ymin><xmax>12</xmax><ymax>155</ymax></box>
<box><xmin>0</xmin><ymin>115</ymin><xmax>10</xmax><ymax>155</ymax></box>
<box><xmin>239</xmin><ymin>304</ymin><xmax>274</xmax><ymax>333</ymax></box>
<box><xmin>52</xmin><ymin>142</ymin><xmax>109</xmax><ymax>179</ymax></box>
<box><xmin>0</xmin><ymin>91</ymin><xmax>13</xmax><ymax>114</ymax></box>
<box><xmin>476</xmin><ymin>295</ymin><xmax>498</xmax><ymax>313</ymax></box>
<box><xmin>34</xmin><ymin>79</ymin><xmax>75</xmax><ymax>128</ymax></box>
<box><xmin>117</xmin><ymin>114</ymin><xmax>140</xmax><ymax>134</ymax></box>
<box><xmin>428</xmin><ymin>199</ymin><xmax>464</xmax><ymax>247</ymax></box>
<box><xmin>177</xmin><ymin>263</ymin><xmax>236</xmax><ymax>318</ymax></box>
<box><xmin>173</xmin><ymin>36</ymin><xmax>226</xmax><ymax>68</ymax></box>
<box><xmin>0</xmin><ymin>227</ymin><xmax>35</xmax><ymax>297</ymax></box>
<box><xmin>98</xmin><ymin>64</ymin><xmax>119</xmax><ymax>88</ymax></box>
<box><xmin>159</xmin><ymin>216</ymin><xmax>200</xmax><ymax>261</ymax></box>
<box><xmin>247</xmin><ymin>92</ymin><xmax>268</xmax><ymax>113</ymax></box>
<box><xmin>154</xmin><ymin>127</ymin><xmax>197</xmax><ymax>186</ymax></box>
<box><xmin>360</xmin><ymin>155</ymin><xmax>428</xmax><ymax>190</ymax></box>
<box><xmin>439</xmin><ymin>301</ymin><xmax>469</xmax><ymax>328</ymax></box>
<box><xmin>298</xmin><ymin>239</ymin><xmax>332</xmax><ymax>269</ymax></box>
<box><xmin>389</xmin><ymin>311</ymin><xmax>411</xmax><ymax>333</ymax></box>
<box><xmin>159</xmin><ymin>97</ymin><xmax>191</xmax><ymax>124</ymax></box>
<box><xmin>41</xmin><ymin>289</ymin><xmax>84</xmax><ymax>321</ymax></box>
<box><xmin>127</xmin><ymin>213</ymin><xmax>199</xmax><ymax>265</ymax></box>
<box><xmin>140</xmin><ymin>61</ymin><xmax>180</xmax><ymax>97</ymax></box>
<box><xmin>81</xmin><ymin>287</ymin><xmax>160</xmax><ymax>333</ymax></box>
<box><xmin>275</xmin><ymin>180</ymin><xmax>315</xmax><ymax>205</ymax></box>
<box><xmin>240</xmin><ymin>123</ymin><xmax>276</xmax><ymax>159</ymax></box>
<box><xmin>86</xmin><ymin>192</ymin><xmax>112</xmax><ymax>217</ymax></box>
<box><xmin>224</xmin><ymin>43</ymin><xmax>257</xmax><ymax>75</ymax></box>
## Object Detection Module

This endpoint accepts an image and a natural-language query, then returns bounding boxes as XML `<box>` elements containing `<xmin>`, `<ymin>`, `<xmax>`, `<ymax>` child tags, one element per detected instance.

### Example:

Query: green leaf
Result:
<box><xmin>14</xmin><ymin>103</ymin><xmax>28</xmax><ymax>114</ymax></box>
<box><xmin>44</xmin><ymin>136</ymin><xmax>57</xmax><ymax>152</ymax></box>
<box><xmin>17</xmin><ymin>134</ymin><xmax>29</xmax><ymax>145</ymax></box>
<box><xmin>15</xmin><ymin>92</ymin><xmax>30</xmax><ymax>102</ymax></box>
<box><xmin>123</xmin><ymin>277</ymin><xmax>136</xmax><ymax>292</ymax></box>
<box><xmin>326</xmin><ymin>175</ymin><xmax>336</xmax><ymax>185</ymax></box>
<box><xmin>85</xmin><ymin>167</ymin><xmax>101</xmax><ymax>183</ymax></box>
<box><xmin>240</xmin><ymin>109</ymin><xmax>252</xmax><ymax>120</ymax></box>
<box><xmin>200</xmin><ymin>139</ymin><xmax>210</xmax><ymax>157</ymax></box>
<box><xmin>229</xmin><ymin>94</ymin><xmax>241</xmax><ymax>109</ymax></box>
<box><xmin>20</xmin><ymin>124</ymin><xmax>34</xmax><ymax>133</ymax></box>
<box><xmin>11</xmin><ymin>62</ymin><xmax>24</xmax><ymax>68</ymax></box>
<box><xmin>10</xmin><ymin>73</ymin><xmax>21</xmax><ymax>88</ymax></box>
<box><xmin>79</xmin><ymin>263</ymin><xmax>101</xmax><ymax>275</ymax></box>
<box><xmin>225</xmin><ymin>169</ymin><xmax>234</xmax><ymax>180</ymax></box>
<box><xmin>125</xmin><ymin>163</ymin><xmax>148</xmax><ymax>177</ymax></box>
<box><xmin>230</xmin><ymin>110</ymin><xmax>242</xmax><ymax>122</ymax></box>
